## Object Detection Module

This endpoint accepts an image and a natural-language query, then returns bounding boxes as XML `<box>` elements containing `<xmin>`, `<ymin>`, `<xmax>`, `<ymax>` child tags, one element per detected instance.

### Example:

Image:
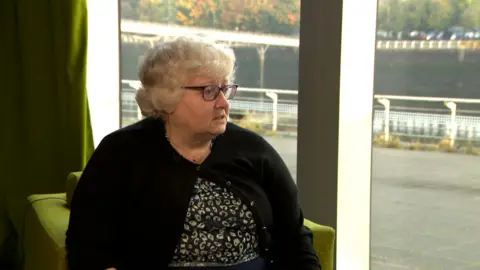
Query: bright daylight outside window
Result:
<box><xmin>119</xmin><ymin>0</ymin><xmax>300</xmax><ymax>179</ymax></box>
<box><xmin>371</xmin><ymin>0</ymin><xmax>480</xmax><ymax>269</ymax></box>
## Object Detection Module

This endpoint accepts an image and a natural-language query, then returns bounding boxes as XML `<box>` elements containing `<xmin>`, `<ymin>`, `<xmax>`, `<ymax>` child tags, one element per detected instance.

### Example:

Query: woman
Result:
<box><xmin>66</xmin><ymin>36</ymin><xmax>321</xmax><ymax>270</ymax></box>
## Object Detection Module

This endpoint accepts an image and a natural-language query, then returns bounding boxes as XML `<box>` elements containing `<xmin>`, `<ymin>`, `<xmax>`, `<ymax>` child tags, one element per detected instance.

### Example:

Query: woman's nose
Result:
<box><xmin>215</xmin><ymin>91</ymin><xmax>229</xmax><ymax>107</ymax></box>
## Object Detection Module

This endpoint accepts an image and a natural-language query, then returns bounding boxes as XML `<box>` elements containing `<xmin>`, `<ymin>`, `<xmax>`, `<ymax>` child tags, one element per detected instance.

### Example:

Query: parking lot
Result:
<box><xmin>266</xmin><ymin>137</ymin><xmax>480</xmax><ymax>270</ymax></box>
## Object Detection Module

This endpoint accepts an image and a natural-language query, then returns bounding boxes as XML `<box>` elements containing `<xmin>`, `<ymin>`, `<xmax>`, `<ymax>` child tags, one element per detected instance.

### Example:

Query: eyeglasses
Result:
<box><xmin>182</xmin><ymin>84</ymin><xmax>238</xmax><ymax>101</ymax></box>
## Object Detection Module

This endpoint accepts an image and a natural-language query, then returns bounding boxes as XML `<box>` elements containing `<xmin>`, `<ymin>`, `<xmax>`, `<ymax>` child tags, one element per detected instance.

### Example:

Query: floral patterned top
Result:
<box><xmin>169</xmin><ymin>178</ymin><xmax>260</xmax><ymax>267</ymax></box>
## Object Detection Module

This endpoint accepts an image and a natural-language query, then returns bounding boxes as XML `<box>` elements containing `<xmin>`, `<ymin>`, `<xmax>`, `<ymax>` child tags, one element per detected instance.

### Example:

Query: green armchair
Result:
<box><xmin>21</xmin><ymin>172</ymin><xmax>335</xmax><ymax>270</ymax></box>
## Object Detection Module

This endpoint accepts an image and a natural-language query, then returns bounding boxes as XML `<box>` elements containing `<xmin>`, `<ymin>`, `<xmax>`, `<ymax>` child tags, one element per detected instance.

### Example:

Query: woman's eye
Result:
<box><xmin>205</xmin><ymin>86</ymin><xmax>216</xmax><ymax>94</ymax></box>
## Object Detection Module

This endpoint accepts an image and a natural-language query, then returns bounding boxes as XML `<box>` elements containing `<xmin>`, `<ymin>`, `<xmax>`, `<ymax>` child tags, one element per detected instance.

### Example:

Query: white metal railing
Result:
<box><xmin>122</xmin><ymin>33</ymin><xmax>480</xmax><ymax>51</ymax></box>
<box><xmin>120</xmin><ymin>20</ymin><xmax>480</xmax><ymax>50</ymax></box>
<box><xmin>121</xmin><ymin>80</ymin><xmax>480</xmax><ymax>141</ymax></box>
<box><xmin>376</xmin><ymin>40</ymin><xmax>480</xmax><ymax>50</ymax></box>
<box><xmin>121</xmin><ymin>19</ymin><xmax>298</xmax><ymax>47</ymax></box>
<box><xmin>372</xmin><ymin>109</ymin><xmax>480</xmax><ymax>142</ymax></box>
<box><xmin>375</xmin><ymin>95</ymin><xmax>480</xmax><ymax>146</ymax></box>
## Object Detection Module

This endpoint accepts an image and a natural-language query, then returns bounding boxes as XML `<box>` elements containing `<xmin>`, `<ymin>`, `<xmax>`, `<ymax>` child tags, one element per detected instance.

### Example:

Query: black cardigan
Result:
<box><xmin>65</xmin><ymin>117</ymin><xmax>321</xmax><ymax>270</ymax></box>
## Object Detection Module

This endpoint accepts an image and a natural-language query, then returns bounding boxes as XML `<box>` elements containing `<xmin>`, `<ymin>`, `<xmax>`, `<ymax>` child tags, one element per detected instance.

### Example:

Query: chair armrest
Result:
<box><xmin>304</xmin><ymin>219</ymin><xmax>336</xmax><ymax>270</ymax></box>
<box><xmin>66</xmin><ymin>172</ymin><xmax>82</xmax><ymax>209</ymax></box>
<box><xmin>23</xmin><ymin>194</ymin><xmax>69</xmax><ymax>270</ymax></box>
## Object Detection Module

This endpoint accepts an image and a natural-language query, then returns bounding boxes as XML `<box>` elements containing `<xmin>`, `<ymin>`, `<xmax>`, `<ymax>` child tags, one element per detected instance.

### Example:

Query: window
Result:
<box><xmin>86</xmin><ymin>0</ymin><xmax>120</xmax><ymax>147</ymax></box>
<box><xmin>95</xmin><ymin>1</ymin><xmax>480</xmax><ymax>268</ymax></box>
<box><xmin>371</xmin><ymin>0</ymin><xmax>480</xmax><ymax>269</ymax></box>
<box><xmin>119</xmin><ymin>0</ymin><xmax>301</xmax><ymax>179</ymax></box>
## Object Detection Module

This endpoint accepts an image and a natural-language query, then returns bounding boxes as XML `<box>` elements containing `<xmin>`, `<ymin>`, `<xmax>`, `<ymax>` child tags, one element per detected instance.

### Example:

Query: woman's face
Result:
<box><xmin>169</xmin><ymin>76</ymin><xmax>231</xmax><ymax>136</ymax></box>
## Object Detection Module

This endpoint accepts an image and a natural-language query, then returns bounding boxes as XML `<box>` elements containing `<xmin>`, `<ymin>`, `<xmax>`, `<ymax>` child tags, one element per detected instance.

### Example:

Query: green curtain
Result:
<box><xmin>0</xmin><ymin>0</ymin><xmax>94</xmax><ymax>266</ymax></box>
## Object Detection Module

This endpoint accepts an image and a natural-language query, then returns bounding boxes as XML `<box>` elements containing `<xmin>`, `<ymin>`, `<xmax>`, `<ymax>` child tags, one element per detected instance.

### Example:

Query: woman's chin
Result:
<box><xmin>209</xmin><ymin>121</ymin><xmax>227</xmax><ymax>134</ymax></box>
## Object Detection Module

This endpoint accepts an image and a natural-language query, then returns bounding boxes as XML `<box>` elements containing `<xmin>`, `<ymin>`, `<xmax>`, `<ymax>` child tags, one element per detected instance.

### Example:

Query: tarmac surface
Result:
<box><xmin>266</xmin><ymin>137</ymin><xmax>480</xmax><ymax>270</ymax></box>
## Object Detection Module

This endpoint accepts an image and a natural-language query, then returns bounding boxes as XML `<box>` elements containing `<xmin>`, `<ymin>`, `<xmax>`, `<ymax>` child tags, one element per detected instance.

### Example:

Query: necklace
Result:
<box><xmin>165</xmin><ymin>133</ymin><xmax>213</xmax><ymax>163</ymax></box>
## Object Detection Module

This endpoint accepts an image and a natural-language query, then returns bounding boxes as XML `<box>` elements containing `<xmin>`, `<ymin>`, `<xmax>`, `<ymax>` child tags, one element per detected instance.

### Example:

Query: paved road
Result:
<box><xmin>265</xmin><ymin>137</ymin><xmax>480</xmax><ymax>270</ymax></box>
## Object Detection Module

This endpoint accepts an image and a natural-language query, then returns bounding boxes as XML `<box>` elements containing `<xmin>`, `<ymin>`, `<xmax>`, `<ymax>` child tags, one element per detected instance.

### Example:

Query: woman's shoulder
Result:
<box><xmin>225</xmin><ymin>121</ymin><xmax>264</xmax><ymax>140</ymax></box>
<box><xmin>97</xmin><ymin>117</ymin><xmax>165</xmax><ymax>153</ymax></box>
<box><xmin>112</xmin><ymin>117</ymin><xmax>163</xmax><ymax>136</ymax></box>
<box><xmin>223</xmin><ymin>122</ymin><xmax>273</xmax><ymax>152</ymax></box>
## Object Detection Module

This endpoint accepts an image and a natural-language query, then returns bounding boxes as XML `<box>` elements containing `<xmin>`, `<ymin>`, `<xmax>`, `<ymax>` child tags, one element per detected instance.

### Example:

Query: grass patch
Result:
<box><xmin>230</xmin><ymin>113</ymin><xmax>281</xmax><ymax>137</ymax></box>
<box><xmin>373</xmin><ymin>134</ymin><xmax>402</xmax><ymax>149</ymax></box>
<box><xmin>373</xmin><ymin>134</ymin><xmax>480</xmax><ymax>156</ymax></box>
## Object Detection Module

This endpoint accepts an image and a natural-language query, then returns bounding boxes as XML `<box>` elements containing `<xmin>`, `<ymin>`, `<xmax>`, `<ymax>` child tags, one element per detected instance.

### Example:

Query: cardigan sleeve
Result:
<box><xmin>66</xmin><ymin>133</ymin><xmax>127</xmax><ymax>270</ymax></box>
<box><xmin>260</xmin><ymin>138</ymin><xmax>322</xmax><ymax>270</ymax></box>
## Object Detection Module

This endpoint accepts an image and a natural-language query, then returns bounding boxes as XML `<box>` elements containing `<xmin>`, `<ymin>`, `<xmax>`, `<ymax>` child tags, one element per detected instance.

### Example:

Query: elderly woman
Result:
<box><xmin>66</xmin><ymin>36</ymin><xmax>321</xmax><ymax>270</ymax></box>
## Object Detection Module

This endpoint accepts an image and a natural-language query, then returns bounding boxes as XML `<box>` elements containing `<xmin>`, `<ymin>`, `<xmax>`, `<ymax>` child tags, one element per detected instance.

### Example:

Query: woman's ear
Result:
<box><xmin>162</xmin><ymin>107</ymin><xmax>176</xmax><ymax>121</ymax></box>
<box><xmin>165</xmin><ymin>107</ymin><xmax>175</xmax><ymax>114</ymax></box>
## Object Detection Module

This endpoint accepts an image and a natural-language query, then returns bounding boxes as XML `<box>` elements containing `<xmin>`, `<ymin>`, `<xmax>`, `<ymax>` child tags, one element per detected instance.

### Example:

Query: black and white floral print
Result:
<box><xmin>169</xmin><ymin>178</ymin><xmax>260</xmax><ymax>267</ymax></box>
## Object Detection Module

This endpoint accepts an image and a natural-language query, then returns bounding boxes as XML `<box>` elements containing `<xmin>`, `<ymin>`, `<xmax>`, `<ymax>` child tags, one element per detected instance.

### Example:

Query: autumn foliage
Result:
<box><xmin>121</xmin><ymin>0</ymin><xmax>480</xmax><ymax>35</ymax></box>
<box><xmin>121</xmin><ymin>0</ymin><xmax>300</xmax><ymax>35</ymax></box>
<box><xmin>377</xmin><ymin>0</ymin><xmax>480</xmax><ymax>31</ymax></box>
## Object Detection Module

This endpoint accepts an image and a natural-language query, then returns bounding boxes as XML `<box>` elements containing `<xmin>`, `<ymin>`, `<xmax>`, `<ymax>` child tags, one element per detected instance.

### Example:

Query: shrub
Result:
<box><xmin>373</xmin><ymin>134</ymin><xmax>401</xmax><ymax>148</ymax></box>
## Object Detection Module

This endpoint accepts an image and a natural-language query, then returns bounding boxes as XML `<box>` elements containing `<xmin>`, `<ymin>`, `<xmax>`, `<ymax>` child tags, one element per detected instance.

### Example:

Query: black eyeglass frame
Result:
<box><xmin>182</xmin><ymin>84</ymin><xmax>238</xmax><ymax>101</ymax></box>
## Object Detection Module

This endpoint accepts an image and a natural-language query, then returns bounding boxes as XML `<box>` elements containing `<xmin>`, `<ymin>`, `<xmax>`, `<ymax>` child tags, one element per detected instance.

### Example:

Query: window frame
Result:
<box><xmin>297</xmin><ymin>0</ymin><xmax>377</xmax><ymax>269</ymax></box>
<box><xmin>86</xmin><ymin>0</ymin><xmax>121</xmax><ymax>147</ymax></box>
<box><xmin>88</xmin><ymin>0</ymin><xmax>378</xmax><ymax>268</ymax></box>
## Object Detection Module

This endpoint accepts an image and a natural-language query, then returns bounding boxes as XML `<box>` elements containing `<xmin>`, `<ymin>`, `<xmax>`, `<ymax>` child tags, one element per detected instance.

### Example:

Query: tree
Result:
<box><xmin>264</xmin><ymin>0</ymin><xmax>301</xmax><ymax>35</ymax></box>
<box><xmin>425</xmin><ymin>0</ymin><xmax>454</xmax><ymax>30</ymax></box>
<box><xmin>460</xmin><ymin>0</ymin><xmax>480</xmax><ymax>28</ymax></box>
<box><xmin>129</xmin><ymin>0</ymin><xmax>480</xmax><ymax>33</ymax></box>
<box><xmin>128</xmin><ymin>0</ymin><xmax>300</xmax><ymax>35</ymax></box>
<box><xmin>120</xmin><ymin>0</ymin><xmax>139</xmax><ymax>20</ymax></box>
<box><xmin>221</xmin><ymin>0</ymin><xmax>299</xmax><ymax>34</ymax></box>
<box><xmin>176</xmin><ymin>0</ymin><xmax>222</xmax><ymax>27</ymax></box>
<box><xmin>450</xmin><ymin>0</ymin><xmax>470</xmax><ymax>26</ymax></box>
<box><xmin>402</xmin><ymin>0</ymin><xmax>427</xmax><ymax>30</ymax></box>
<box><xmin>377</xmin><ymin>0</ymin><xmax>407</xmax><ymax>32</ymax></box>
<box><xmin>376</xmin><ymin>0</ymin><xmax>480</xmax><ymax>31</ymax></box>
<box><xmin>134</xmin><ymin>0</ymin><xmax>177</xmax><ymax>24</ymax></box>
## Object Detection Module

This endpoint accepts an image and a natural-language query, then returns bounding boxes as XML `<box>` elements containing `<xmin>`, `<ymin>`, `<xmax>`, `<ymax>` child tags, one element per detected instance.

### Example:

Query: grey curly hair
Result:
<box><xmin>135</xmin><ymin>35</ymin><xmax>236</xmax><ymax>119</ymax></box>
